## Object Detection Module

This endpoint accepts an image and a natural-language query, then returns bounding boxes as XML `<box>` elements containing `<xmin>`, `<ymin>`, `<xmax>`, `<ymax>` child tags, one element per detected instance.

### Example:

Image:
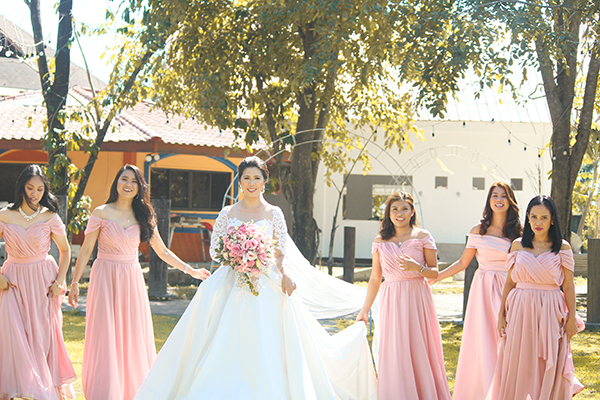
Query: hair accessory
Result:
<box><xmin>19</xmin><ymin>204</ymin><xmax>41</xmax><ymax>221</ymax></box>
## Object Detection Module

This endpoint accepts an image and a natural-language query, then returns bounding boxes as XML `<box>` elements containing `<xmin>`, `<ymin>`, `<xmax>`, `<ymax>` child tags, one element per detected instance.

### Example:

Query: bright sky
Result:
<box><xmin>2</xmin><ymin>0</ymin><xmax>119</xmax><ymax>83</ymax></box>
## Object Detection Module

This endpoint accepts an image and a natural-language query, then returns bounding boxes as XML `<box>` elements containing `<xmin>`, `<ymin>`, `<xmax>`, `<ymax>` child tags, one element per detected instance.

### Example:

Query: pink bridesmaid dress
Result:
<box><xmin>452</xmin><ymin>234</ymin><xmax>511</xmax><ymax>400</ymax></box>
<box><xmin>487</xmin><ymin>244</ymin><xmax>584</xmax><ymax>400</ymax></box>
<box><xmin>374</xmin><ymin>236</ymin><xmax>451</xmax><ymax>400</ymax></box>
<box><xmin>82</xmin><ymin>215</ymin><xmax>156</xmax><ymax>400</ymax></box>
<box><xmin>0</xmin><ymin>215</ymin><xmax>76</xmax><ymax>400</ymax></box>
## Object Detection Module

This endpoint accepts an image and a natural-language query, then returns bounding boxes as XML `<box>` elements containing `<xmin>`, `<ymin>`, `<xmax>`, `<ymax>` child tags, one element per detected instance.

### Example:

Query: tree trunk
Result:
<box><xmin>577</xmin><ymin>162</ymin><xmax>598</xmax><ymax>237</ymax></box>
<box><xmin>29</xmin><ymin>0</ymin><xmax>73</xmax><ymax>195</ymax></box>
<box><xmin>535</xmin><ymin>9</ymin><xmax>600</xmax><ymax>243</ymax></box>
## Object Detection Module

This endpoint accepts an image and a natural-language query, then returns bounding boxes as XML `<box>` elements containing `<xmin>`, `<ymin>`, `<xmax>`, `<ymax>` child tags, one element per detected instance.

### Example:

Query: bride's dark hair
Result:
<box><xmin>106</xmin><ymin>164</ymin><xmax>156</xmax><ymax>242</ymax></box>
<box><xmin>238</xmin><ymin>156</ymin><xmax>269</xmax><ymax>180</ymax></box>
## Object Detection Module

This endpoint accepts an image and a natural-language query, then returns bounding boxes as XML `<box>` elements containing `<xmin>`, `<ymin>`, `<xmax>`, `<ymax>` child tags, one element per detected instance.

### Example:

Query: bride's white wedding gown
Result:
<box><xmin>134</xmin><ymin>206</ymin><xmax>377</xmax><ymax>400</ymax></box>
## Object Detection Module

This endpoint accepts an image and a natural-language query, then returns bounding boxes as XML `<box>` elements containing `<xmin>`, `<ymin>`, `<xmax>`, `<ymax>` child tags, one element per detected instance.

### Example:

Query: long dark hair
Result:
<box><xmin>238</xmin><ymin>156</ymin><xmax>269</xmax><ymax>180</ymax></box>
<box><xmin>379</xmin><ymin>191</ymin><xmax>417</xmax><ymax>240</ymax></box>
<box><xmin>9</xmin><ymin>164</ymin><xmax>59</xmax><ymax>213</ymax></box>
<box><xmin>522</xmin><ymin>195</ymin><xmax>562</xmax><ymax>254</ymax></box>
<box><xmin>479</xmin><ymin>181</ymin><xmax>522</xmax><ymax>241</ymax></box>
<box><xmin>106</xmin><ymin>165</ymin><xmax>155</xmax><ymax>242</ymax></box>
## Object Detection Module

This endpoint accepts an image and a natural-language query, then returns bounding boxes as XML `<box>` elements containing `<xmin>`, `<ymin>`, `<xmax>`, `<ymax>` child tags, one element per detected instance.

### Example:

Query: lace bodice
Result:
<box><xmin>209</xmin><ymin>205</ymin><xmax>288</xmax><ymax>260</ymax></box>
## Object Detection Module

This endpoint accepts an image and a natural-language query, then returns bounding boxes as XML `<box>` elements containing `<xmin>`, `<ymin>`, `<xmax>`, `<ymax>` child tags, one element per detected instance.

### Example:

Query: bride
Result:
<box><xmin>134</xmin><ymin>156</ymin><xmax>377</xmax><ymax>400</ymax></box>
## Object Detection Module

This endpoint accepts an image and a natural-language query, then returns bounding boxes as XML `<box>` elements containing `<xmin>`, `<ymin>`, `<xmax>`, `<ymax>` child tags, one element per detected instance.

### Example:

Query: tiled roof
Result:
<box><xmin>0</xmin><ymin>15</ymin><xmax>105</xmax><ymax>91</ymax></box>
<box><xmin>0</xmin><ymin>86</ymin><xmax>260</xmax><ymax>151</ymax></box>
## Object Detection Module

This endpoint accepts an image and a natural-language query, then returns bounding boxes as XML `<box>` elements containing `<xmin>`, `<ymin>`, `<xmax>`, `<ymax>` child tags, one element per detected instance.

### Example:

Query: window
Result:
<box><xmin>371</xmin><ymin>182</ymin><xmax>412</xmax><ymax>220</ymax></box>
<box><xmin>344</xmin><ymin>174</ymin><xmax>412</xmax><ymax>220</ymax></box>
<box><xmin>150</xmin><ymin>168</ymin><xmax>232</xmax><ymax>211</ymax></box>
<box><xmin>473</xmin><ymin>177</ymin><xmax>485</xmax><ymax>190</ymax></box>
<box><xmin>435</xmin><ymin>176</ymin><xmax>448</xmax><ymax>189</ymax></box>
<box><xmin>511</xmin><ymin>178</ymin><xmax>523</xmax><ymax>191</ymax></box>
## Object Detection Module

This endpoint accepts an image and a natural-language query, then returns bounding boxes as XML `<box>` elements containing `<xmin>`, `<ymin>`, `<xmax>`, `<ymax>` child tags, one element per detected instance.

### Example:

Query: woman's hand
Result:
<box><xmin>186</xmin><ymin>267</ymin><xmax>211</xmax><ymax>280</ymax></box>
<box><xmin>564</xmin><ymin>315</ymin><xmax>578</xmax><ymax>340</ymax></box>
<box><xmin>48</xmin><ymin>281</ymin><xmax>63</xmax><ymax>299</ymax></box>
<box><xmin>398</xmin><ymin>255</ymin><xmax>421</xmax><ymax>272</ymax></box>
<box><xmin>68</xmin><ymin>283</ymin><xmax>79</xmax><ymax>308</ymax></box>
<box><xmin>497</xmin><ymin>313</ymin><xmax>507</xmax><ymax>337</ymax></box>
<box><xmin>427</xmin><ymin>277</ymin><xmax>440</xmax><ymax>285</ymax></box>
<box><xmin>0</xmin><ymin>273</ymin><xmax>16</xmax><ymax>291</ymax></box>
<box><xmin>356</xmin><ymin>309</ymin><xmax>369</xmax><ymax>324</ymax></box>
<box><xmin>281</xmin><ymin>273</ymin><xmax>296</xmax><ymax>296</ymax></box>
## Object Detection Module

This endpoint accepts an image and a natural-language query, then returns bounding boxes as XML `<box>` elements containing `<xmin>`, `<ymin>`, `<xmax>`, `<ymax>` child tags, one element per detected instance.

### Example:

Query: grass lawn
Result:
<box><xmin>60</xmin><ymin>310</ymin><xmax>599</xmax><ymax>399</ymax></box>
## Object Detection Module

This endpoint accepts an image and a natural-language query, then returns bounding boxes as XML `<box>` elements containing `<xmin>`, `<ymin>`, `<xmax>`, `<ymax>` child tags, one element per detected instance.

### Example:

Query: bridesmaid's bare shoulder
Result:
<box><xmin>91</xmin><ymin>205</ymin><xmax>110</xmax><ymax>219</ymax></box>
<box><xmin>413</xmin><ymin>227</ymin><xmax>432</xmax><ymax>240</ymax></box>
<box><xmin>509</xmin><ymin>238</ymin><xmax>523</xmax><ymax>252</ymax></box>
<box><xmin>0</xmin><ymin>206</ymin><xmax>13</xmax><ymax>222</ymax></box>
<box><xmin>561</xmin><ymin>240</ymin><xmax>571</xmax><ymax>251</ymax></box>
<box><xmin>470</xmin><ymin>224</ymin><xmax>481</xmax><ymax>234</ymax></box>
<box><xmin>373</xmin><ymin>235</ymin><xmax>384</xmax><ymax>243</ymax></box>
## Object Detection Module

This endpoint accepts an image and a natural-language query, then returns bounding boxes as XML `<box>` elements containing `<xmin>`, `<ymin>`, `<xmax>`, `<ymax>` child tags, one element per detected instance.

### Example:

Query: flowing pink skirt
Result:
<box><xmin>487</xmin><ymin>286</ymin><xmax>583</xmax><ymax>400</ymax></box>
<box><xmin>83</xmin><ymin>256</ymin><xmax>156</xmax><ymax>400</ymax></box>
<box><xmin>377</xmin><ymin>277</ymin><xmax>451</xmax><ymax>400</ymax></box>
<box><xmin>453</xmin><ymin>268</ymin><xmax>505</xmax><ymax>400</ymax></box>
<box><xmin>0</xmin><ymin>255</ymin><xmax>76</xmax><ymax>400</ymax></box>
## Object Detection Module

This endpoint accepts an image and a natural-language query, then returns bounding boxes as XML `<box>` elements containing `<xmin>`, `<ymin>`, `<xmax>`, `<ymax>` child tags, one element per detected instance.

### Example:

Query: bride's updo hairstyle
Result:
<box><xmin>238</xmin><ymin>156</ymin><xmax>269</xmax><ymax>181</ymax></box>
<box><xmin>379</xmin><ymin>191</ymin><xmax>417</xmax><ymax>240</ymax></box>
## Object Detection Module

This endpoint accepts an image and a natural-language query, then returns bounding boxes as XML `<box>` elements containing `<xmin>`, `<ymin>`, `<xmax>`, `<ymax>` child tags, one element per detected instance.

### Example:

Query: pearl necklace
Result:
<box><xmin>19</xmin><ymin>205</ymin><xmax>41</xmax><ymax>221</ymax></box>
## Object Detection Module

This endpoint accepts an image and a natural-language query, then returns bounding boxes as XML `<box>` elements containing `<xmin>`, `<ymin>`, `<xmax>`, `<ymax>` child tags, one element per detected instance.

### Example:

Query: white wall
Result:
<box><xmin>315</xmin><ymin>120</ymin><xmax>553</xmax><ymax>262</ymax></box>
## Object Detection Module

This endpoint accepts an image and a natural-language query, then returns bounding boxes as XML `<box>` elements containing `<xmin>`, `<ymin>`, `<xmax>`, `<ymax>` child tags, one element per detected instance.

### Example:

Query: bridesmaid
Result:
<box><xmin>357</xmin><ymin>191</ymin><xmax>451</xmax><ymax>400</ymax></box>
<box><xmin>0</xmin><ymin>164</ymin><xmax>76</xmax><ymax>400</ymax></box>
<box><xmin>488</xmin><ymin>195</ymin><xmax>583</xmax><ymax>399</ymax></box>
<box><xmin>429</xmin><ymin>182</ymin><xmax>522</xmax><ymax>400</ymax></box>
<box><xmin>68</xmin><ymin>164</ymin><xmax>210</xmax><ymax>400</ymax></box>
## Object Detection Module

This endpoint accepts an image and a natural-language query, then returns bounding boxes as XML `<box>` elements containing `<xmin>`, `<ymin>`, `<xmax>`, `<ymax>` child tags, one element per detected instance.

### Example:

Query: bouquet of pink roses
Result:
<box><xmin>213</xmin><ymin>222</ymin><xmax>275</xmax><ymax>296</ymax></box>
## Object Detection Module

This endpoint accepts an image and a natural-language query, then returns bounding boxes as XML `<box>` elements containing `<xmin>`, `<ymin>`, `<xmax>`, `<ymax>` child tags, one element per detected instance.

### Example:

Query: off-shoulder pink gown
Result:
<box><xmin>374</xmin><ymin>236</ymin><xmax>451</xmax><ymax>400</ymax></box>
<box><xmin>452</xmin><ymin>234</ymin><xmax>511</xmax><ymax>400</ymax></box>
<box><xmin>82</xmin><ymin>215</ymin><xmax>156</xmax><ymax>400</ymax></box>
<box><xmin>0</xmin><ymin>215</ymin><xmax>76</xmax><ymax>400</ymax></box>
<box><xmin>487</xmin><ymin>244</ymin><xmax>584</xmax><ymax>400</ymax></box>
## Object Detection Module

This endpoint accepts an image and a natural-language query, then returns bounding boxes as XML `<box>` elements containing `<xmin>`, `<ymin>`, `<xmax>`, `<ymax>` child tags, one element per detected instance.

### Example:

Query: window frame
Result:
<box><xmin>150</xmin><ymin>168</ymin><xmax>232</xmax><ymax>211</ymax></box>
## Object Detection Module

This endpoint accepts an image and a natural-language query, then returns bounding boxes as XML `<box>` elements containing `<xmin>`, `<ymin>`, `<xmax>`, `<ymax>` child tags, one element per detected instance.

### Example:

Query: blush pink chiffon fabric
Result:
<box><xmin>374</xmin><ymin>236</ymin><xmax>451</xmax><ymax>400</ymax></box>
<box><xmin>452</xmin><ymin>234</ymin><xmax>511</xmax><ymax>400</ymax></box>
<box><xmin>487</xmin><ymin>244</ymin><xmax>584</xmax><ymax>400</ymax></box>
<box><xmin>0</xmin><ymin>215</ymin><xmax>76</xmax><ymax>400</ymax></box>
<box><xmin>82</xmin><ymin>215</ymin><xmax>156</xmax><ymax>400</ymax></box>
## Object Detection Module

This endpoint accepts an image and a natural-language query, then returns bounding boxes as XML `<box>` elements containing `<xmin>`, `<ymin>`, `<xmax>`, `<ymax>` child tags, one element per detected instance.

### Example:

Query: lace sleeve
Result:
<box><xmin>209</xmin><ymin>207</ymin><xmax>230</xmax><ymax>260</ymax></box>
<box><xmin>272</xmin><ymin>207</ymin><xmax>288</xmax><ymax>256</ymax></box>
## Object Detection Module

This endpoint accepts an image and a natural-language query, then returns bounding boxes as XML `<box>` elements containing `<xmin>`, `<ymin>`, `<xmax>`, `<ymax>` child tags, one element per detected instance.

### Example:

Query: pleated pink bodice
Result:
<box><xmin>374</xmin><ymin>235</ymin><xmax>436</xmax><ymax>282</ymax></box>
<box><xmin>87</xmin><ymin>215</ymin><xmax>140</xmax><ymax>260</ymax></box>
<box><xmin>1</xmin><ymin>215</ymin><xmax>64</xmax><ymax>262</ymax></box>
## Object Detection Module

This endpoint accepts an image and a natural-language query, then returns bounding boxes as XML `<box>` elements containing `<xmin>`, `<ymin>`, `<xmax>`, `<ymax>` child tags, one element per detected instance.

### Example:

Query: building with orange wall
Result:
<box><xmin>0</xmin><ymin>87</ymin><xmax>255</xmax><ymax>262</ymax></box>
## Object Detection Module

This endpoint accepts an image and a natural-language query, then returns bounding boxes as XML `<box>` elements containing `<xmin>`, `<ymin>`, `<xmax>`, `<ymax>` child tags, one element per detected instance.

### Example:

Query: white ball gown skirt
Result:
<box><xmin>133</xmin><ymin>264</ymin><xmax>377</xmax><ymax>400</ymax></box>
